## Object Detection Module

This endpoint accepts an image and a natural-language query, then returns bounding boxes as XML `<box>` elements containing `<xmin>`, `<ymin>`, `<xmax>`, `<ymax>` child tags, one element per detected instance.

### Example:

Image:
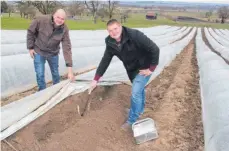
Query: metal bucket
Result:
<box><xmin>132</xmin><ymin>118</ymin><xmax>158</xmax><ymax>144</ymax></box>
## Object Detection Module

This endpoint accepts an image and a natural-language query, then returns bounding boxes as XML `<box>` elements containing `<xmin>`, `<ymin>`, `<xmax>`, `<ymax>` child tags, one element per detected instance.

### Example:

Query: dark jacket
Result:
<box><xmin>27</xmin><ymin>15</ymin><xmax>72</xmax><ymax>67</ymax></box>
<box><xmin>95</xmin><ymin>26</ymin><xmax>160</xmax><ymax>82</ymax></box>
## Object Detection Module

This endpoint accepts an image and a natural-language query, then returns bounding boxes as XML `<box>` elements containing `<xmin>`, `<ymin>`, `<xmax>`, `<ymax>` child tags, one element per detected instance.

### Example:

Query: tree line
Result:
<box><xmin>1</xmin><ymin>0</ymin><xmax>131</xmax><ymax>24</ymax></box>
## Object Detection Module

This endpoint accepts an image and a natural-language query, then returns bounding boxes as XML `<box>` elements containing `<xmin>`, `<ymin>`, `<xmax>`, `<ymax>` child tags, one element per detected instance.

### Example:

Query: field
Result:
<box><xmin>1</xmin><ymin>23</ymin><xmax>229</xmax><ymax>151</ymax></box>
<box><xmin>1</xmin><ymin>13</ymin><xmax>229</xmax><ymax>30</ymax></box>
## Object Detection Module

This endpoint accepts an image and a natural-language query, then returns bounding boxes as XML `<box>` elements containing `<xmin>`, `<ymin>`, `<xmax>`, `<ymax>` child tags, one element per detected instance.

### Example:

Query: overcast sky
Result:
<box><xmin>122</xmin><ymin>0</ymin><xmax>229</xmax><ymax>4</ymax></box>
<box><xmin>158</xmin><ymin>0</ymin><xmax>229</xmax><ymax>4</ymax></box>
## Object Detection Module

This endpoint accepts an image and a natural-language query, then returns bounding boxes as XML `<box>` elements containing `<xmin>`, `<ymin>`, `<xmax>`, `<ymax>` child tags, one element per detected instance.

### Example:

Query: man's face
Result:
<box><xmin>107</xmin><ymin>22</ymin><xmax>122</xmax><ymax>40</ymax></box>
<box><xmin>53</xmin><ymin>13</ymin><xmax>65</xmax><ymax>26</ymax></box>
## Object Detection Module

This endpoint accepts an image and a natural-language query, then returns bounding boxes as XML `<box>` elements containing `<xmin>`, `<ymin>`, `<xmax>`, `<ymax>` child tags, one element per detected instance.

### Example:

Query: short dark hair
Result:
<box><xmin>107</xmin><ymin>19</ymin><xmax>120</xmax><ymax>26</ymax></box>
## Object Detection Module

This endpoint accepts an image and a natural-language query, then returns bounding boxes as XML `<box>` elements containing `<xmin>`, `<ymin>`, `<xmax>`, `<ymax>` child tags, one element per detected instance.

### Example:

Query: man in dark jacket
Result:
<box><xmin>89</xmin><ymin>19</ymin><xmax>160</xmax><ymax>130</ymax></box>
<box><xmin>27</xmin><ymin>9</ymin><xmax>74</xmax><ymax>91</ymax></box>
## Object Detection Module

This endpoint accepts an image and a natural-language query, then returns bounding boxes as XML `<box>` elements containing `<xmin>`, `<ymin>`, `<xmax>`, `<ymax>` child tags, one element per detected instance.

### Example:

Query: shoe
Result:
<box><xmin>121</xmin><ymin>122</ymin><xmax>131</xmax><ymax>131</ymax></box>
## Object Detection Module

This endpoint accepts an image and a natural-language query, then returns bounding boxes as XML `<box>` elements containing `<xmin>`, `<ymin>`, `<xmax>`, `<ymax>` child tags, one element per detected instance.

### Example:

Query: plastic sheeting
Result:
<box><xmin>220</xmin><ymin>29</ymin><xmax>229</xmax><ymax>36</ymax></box>
<box><xmin>138</xmin><ymin>26</ymin><xmax>180</xmax><ymax>37</ymax></box>
<box><xmin>1</xmin><ymin>27</ymin><xmax>196</xmax><ymax>140</ymax></box>
<box><xmin>214</xmin><ymin>29</ymin><xmax>229</xmax><ymax>42</ymax></box>
<box><xmin>68</xmin><ymin>26</ymin><xmax>184</xmax><ymax>49</ymax></box>
<box><xmin>1</xmin><ymin>81</ymin><xmax>89</xmax><ymax>140</ymax></box>
<box><xmin>1</xmin><ymin>46</ymin><xmax>106</xmax><ymax>98</ymax></box>
<box><xmin>196</xmin><ymin>28</ymin><xmax>229</xmax><ymax>151</ymax></box>
<box><xmin>1</xmin><ymin>80</ymin><xmax>121</xmax><ymax>140</ymax></box>
<box><xmin>1</xmin><ymin>80</ymin><xmax>70</xmax><ymax>131</ymax></box>
<box><xmin>153</xmin><ymin>27</ymin><xmax>191</xmax><ymax>47</ymax></box>
<box><xmin>153</xmin><ymin>26</ymin><xmax>187</xmax><ymax>40</ymax></box>
<box><xmin>207</xmin><ymin>28</ymin><xmax>229</xmax><ymax>48</ymax></box>
<box><xmin>1</xmin><ymin>26</ymin><xmax>192</xmax><ymax>98</ymax></box>
<box><xmin>204</xmin><ymin>28</ymin><xmax>229</xmax><ymax>61</ymax></box>
<box><xmin>1</xmin><ymin>26</ymin><xmax>176</xmax><ymax>56</ymax></box>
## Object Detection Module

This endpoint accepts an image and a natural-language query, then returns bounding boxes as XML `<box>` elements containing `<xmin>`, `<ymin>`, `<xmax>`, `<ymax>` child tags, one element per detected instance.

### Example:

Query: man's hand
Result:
<box><xmin>88</xmin><ymin>80</ymin><xmax>98</xmax><ymax>94</ymax></box>
<box><xmin>139</xmin><ymin>69</ymin><xmax>152</xmax><ymax>77</ymax></box>
<box><xmin>29</xmin><ymin>49</ymin><xmax>37</xmax><ymax>59</ymax></box>
<box><xmin>68</xmin><ymin>67</ymin><xmax>75</xmax><ymax>81</ymax></box>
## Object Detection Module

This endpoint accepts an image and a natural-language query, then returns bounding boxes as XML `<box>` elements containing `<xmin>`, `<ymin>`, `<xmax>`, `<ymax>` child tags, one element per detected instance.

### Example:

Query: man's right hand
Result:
<box><xmin>88</xmin><ymin>80</ymin><xmax>98</xmax><ymax>94</ymax></box>
<box><xmin>29</xmin><ymin>49</ymin><xmax>37</xmax><ymax>59</ymax></box>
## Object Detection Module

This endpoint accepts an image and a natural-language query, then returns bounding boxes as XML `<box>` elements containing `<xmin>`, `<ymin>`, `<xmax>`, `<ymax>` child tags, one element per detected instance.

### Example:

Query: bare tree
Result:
<box><xmin>16</xmin><ymin>1</ymin><xmax>33</xmax><ymax>18</ymax></box>
<box><xmin>1</xmin><ymin>1</ymin><xmax>8</xmax><ymax>13</ymax></box>
<box><xmin>107</xmin><ymin>0</ymin><xmax>119</xmax><ymax>19</ymax></box>
<box><xmin>97</xmin><ymin>7</ymin><xmax>108</xmax><ymax>22</ymax></box>
<box><xmin>32</xmin><ymin>1</ymin><xmax>62</xmax><ymax>15</ymax></box>
<box><xmin>26</xmin><ymin>6</ymin><xmax>37</xmax><ymax>19</ymax></box>
<box><xmin>96</xmin><ymin>1</ymin><xmax>118</xmax><ymax>21</ymax></box>
<box><xmin>120</xmin><ymin>10</ymin><xmax>131</xmax><ymax>23</ymax></box>
<box><xmin>218</xmin><ymin>6</ymin><xmax>229</xmax><ymax>24</ymax></box>
<box><xmin>84</xmin><ymin>1</ymin><xmax>100</xmax><ymax>24</ymax></box>
<box><xmin>7</xmin><ymin>4</ymin><xmax>14</xmax><ymax>17</ymax></box>
<box><xmin>205</xmin><ymin>11</ymin><xmax>213</xmax><ymax>21</ymax></box>
<box><xmin>68</xmin><ymin>1</ymin><xmax>84</xmax><ymax>17</ymax></box>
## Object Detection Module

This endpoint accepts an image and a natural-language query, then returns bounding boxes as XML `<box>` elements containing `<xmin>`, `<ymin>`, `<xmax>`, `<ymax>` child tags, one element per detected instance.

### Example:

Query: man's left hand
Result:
<box><xmin>139</xmin><ymin>69</ymin><xmax>152</xmax><ymax>77</ymax></box>
<box><xmin>68</xmin><ymin>67</ymin><xmax>75</xmax><ymax>81</ymax></box>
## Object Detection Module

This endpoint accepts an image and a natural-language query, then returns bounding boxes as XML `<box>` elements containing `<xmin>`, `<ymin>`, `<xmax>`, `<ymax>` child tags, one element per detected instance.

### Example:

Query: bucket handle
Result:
<box><xmin>132</xmin><ymin>118</ymin><xmax>154</xmax><ymax>130</ymax></box>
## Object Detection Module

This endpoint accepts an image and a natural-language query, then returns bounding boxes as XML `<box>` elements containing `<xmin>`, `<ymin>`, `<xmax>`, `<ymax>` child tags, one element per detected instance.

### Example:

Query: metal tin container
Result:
<box><xmin>132</xmin><ymin>118</ymin><xmax>158</xmax><ymax>144</ymax></box>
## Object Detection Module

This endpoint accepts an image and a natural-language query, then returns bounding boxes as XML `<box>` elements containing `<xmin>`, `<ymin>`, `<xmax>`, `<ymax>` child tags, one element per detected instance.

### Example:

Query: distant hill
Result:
<box><xmin>119</xmin><ymin>1</ymin><xmax>229</xmax><ymax>9</ymax></box>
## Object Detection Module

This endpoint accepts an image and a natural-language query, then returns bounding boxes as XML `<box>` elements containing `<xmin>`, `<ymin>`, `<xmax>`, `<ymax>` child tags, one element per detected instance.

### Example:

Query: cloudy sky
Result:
<box><xmin>159</xmin><ymin>0</ymin><xmax>229</xmax><ymax>4</ymax></box>
<box><xmin>123</xmin><ymin>0</ymin><xmax>229</xmax><ymax>4</ymax></box>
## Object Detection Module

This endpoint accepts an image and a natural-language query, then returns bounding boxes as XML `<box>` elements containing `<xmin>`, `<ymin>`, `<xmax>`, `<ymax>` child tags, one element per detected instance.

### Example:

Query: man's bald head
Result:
<box><xmin>53</xmin><ymin>9</ymin><xmax>66</xmax><ymax>26</ymax></box>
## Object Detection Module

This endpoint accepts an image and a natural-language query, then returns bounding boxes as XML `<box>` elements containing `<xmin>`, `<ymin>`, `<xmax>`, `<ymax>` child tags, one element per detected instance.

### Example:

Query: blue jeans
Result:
<box><xmin>127</xmin><ymin>74</ymin><xmax>152</xmax><ymax>124</ymax></box>
<box><xmin>34</xmin><ymin>54</ymin><xmax>60</xmax><ymax>91</ymax></box>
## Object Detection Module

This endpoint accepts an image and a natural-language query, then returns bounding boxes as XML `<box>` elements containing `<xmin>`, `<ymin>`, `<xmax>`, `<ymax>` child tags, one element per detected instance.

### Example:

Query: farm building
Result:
<box><xmin>146</xmin><ymin>12</ymin><xmax>157</xmax><ymax>20</ymax></box>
